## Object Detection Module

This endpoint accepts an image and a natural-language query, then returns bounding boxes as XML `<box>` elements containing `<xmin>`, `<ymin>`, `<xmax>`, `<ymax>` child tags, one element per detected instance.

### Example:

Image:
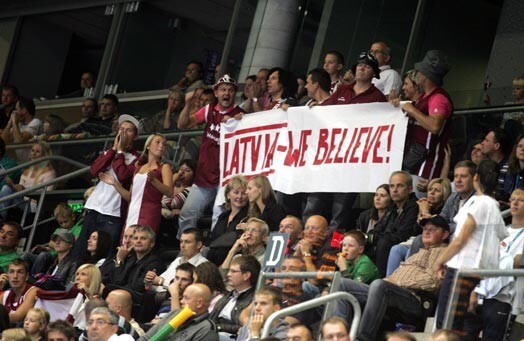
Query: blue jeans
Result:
<box><xmin>386</xmin><ymin>244</ymin><xmax>409</xmax><ymax>276</ymax></box>
<box><xmin>22</xmin><ymin>251</ymin><xmax>54</xmax><ymax>276</ymax></box>
<box><xmin>72</xmin><ymin>210</ymin><xmax>122</xmax><ymax>259</ymax></box>
<box><xmin>178</xmin><ymin>184</ymin><xmax>219</xmax><ymax>239</ymax></box>
<box><xmin>0</xmin><ymin>184</ymin><xmax>25</xmax><ymax>219</ymax></box>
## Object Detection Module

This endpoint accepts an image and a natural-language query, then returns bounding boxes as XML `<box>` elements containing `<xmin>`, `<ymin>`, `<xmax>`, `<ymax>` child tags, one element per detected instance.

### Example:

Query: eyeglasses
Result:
<box><xmin>228</xmin><ymin>269</ymin><xmax>243</xmax><ymax>274</ymax></box>
<box><xmin>87</xmin><ymin>319</ymin><xmax>113</xmax><ymax>327</ymax></box>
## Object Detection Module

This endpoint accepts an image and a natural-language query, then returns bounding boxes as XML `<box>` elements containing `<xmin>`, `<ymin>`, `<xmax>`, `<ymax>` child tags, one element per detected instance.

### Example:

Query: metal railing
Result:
<box><xmin>256</xmin><ymin>270</ymin><xmax>359</xmax><ymax>339</ymax></box>
<box><xmin>442</xmin><ymin>268</ymin><xmax>524</xmax><ymax>331</ymax></box>
<box><xmin>5</xmin><ymin>130</ymin><xmax>203</xmax><ymax>167</ymax></box>
<box><xmin>0</xmin><ymin>155</ymin><xmax>91</xmax><ymax>251</ymax></box>
<box><xmin>261</xmin><ymin>291</ymin><xmax>361</xmax><ymax>340</ymax></box>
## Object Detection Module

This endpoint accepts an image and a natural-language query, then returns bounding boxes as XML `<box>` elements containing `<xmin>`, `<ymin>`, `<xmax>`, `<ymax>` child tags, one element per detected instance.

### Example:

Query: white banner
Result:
<box><xmin>220</xmin><ymin>102</ymin><xmax>408</xmax><ymax>194</ymax></box>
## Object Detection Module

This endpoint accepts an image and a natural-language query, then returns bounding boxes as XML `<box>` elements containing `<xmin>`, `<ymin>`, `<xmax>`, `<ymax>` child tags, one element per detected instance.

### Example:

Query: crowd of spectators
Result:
<box><xmin>0</xmin><ymin>40</ymin><xmax>522</xmax><ymax>341</ymax></box>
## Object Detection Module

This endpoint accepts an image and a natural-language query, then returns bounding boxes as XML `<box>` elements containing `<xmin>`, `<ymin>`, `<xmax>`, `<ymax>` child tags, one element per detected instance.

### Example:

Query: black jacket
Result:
<box><xmin>104</xmin><ymin>251</ymin><xmax>165</xmax><ymax>305</ymax></box>
<box><xmin>209</xmin><ymin>286</ymin><xmax>255</xmax><ymax>334</ymax></box>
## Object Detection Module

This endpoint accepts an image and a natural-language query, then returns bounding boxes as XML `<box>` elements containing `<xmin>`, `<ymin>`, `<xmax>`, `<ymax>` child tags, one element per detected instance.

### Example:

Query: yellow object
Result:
<box><xmin>168</xmin><ymin>305</ymin><xmax>195</xmax><ymax>328</ymax></box>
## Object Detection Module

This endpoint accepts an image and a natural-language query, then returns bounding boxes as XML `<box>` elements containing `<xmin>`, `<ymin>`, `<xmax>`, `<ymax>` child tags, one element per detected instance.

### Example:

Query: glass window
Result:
<box><xmin>5</xmin><ymin>6</ymin><xmax>112</xmax><ymax>100</ymax></box>
<box><xmin>106</xmin><ymin>1</ymin><xmax>256</xmax><ymax>93</ymax></box>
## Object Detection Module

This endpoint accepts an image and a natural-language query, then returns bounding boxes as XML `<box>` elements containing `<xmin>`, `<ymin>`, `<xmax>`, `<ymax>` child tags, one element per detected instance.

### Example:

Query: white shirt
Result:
<box><xmin>15</xmin><ymin>118</ymin><xmax>42</xmax><ymax>162</ymax></box>
<box><xmin>156</xmin><ymin>253</ymin><xmax>208</xmax><ymax>292</ymax></box>
<box><xmin>372</xmin><ymin>65</ymin><xmax>402</xmax><ymax>96</ymax></box>
<box><xmin>447</xmin><ymin>195</ymin><xmax>508</xmax><ymax>269</ymax></box>
<box><xmin>107</xmin><ymin>333</ymin><xmax>134</xmax><ymax>341</ymax></box>
<box><xmin>84</xmin><ymin>151</ymin><xmax>137</xmax><ymax>217</ymax></box>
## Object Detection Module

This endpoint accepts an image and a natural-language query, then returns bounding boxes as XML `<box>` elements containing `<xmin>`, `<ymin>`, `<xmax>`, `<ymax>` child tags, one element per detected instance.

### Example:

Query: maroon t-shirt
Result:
<box><xmin>323</xmin><ymin>82</ymin><xmax>387</xmax><ymax>106</ymax></box>
<box><xmin>193</xmin><ymin>103</ymin><xmax>245</xmax><ymax>187</ymax></box>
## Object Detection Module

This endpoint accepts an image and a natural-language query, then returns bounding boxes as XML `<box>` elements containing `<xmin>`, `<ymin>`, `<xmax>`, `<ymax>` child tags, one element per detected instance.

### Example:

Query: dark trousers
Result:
<box><xmin>436</xmin><ymin>268</ymin><xmax>480</xmax><ymax>337</ymax></box>
<box><xmin>303</xmin><ymin>192</ymin><xmax>357</xmax><ymax>229</ymax></box>
<box><xmin>73</xmin><ymin>210</ymin><xmax>122</xmax><ymax>259</ymax></box>
<box><xmin>463</xmin><ymin>298</ymin><xmax>512</xmax><ymax>341</ymax></box>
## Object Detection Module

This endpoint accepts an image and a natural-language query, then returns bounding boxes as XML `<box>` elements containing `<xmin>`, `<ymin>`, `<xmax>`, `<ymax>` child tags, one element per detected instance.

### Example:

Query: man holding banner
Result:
<box><xmin>177</xmin><ymin>75</ymin><xmax>244</xmax><ymax>237</ymax></box>
<box><xmin>302</xmin><ymin>52</ymin><xmax>387</xmax><ymax>229</ymax></box>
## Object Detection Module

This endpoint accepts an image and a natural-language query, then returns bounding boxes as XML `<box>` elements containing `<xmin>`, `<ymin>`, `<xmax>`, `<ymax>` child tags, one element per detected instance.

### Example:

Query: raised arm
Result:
<box><xmin>99</xmin><ymin>172</ymin><xmax>131</xmax><ymax>202</ymax></box>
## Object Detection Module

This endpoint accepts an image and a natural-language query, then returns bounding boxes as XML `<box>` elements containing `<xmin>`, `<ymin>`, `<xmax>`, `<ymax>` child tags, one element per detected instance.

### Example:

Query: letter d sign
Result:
<box><xmin>263</xmin><ymin>233</ymin><xmax>289</xmax><ymax>268</ymax></box>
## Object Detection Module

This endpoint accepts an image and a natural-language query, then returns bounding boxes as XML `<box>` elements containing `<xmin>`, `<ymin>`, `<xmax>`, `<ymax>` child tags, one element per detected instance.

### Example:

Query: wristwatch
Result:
<box><xmin>252</xmin><ymin>97</ymin><xmax>258</xmax><ymax>102</ymax></box>
<box><xmin>303</xmin><ymin>252</ymin><xmax>312</xmax><ymax>257</ymax></box>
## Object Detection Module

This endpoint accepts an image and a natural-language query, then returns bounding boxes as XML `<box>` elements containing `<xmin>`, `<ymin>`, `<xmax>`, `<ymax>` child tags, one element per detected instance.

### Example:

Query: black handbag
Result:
<box><xmin>402</xmin><ymin>143</ymin><xmax>428</xmax><ymax>174</ymax></box>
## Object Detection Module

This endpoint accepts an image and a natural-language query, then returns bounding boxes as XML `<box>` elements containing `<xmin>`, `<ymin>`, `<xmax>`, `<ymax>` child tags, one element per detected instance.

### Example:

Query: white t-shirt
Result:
<box><xmin>84</xmin><ymin>151</ymin><xmax>137</xmax><ymax>217</ymax></box>
<box><xmin>15</xmin><ymin>118</ymin><xmax>43</xmax><ymax>162</ymax></box>
<box><xmin>156</xmin><ymin>253</ymin><xmax>208</xmax><ymax>292</ymax></box>
<box><xmin>447</xmin><ymin>194</ymin><xmax>508</xmax><ymax>269</ymax></box>
<box><xmin>372</xmin><ymin>65</ymin><xmax>402</xmax><ymax>96</ymax></box>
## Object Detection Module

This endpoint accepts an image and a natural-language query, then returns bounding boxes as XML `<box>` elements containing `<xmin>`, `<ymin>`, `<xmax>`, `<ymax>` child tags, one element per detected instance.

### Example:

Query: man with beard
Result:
<box><xmin>177</xmin><ymin>75</ymin><xmax>244</xmax><ymax>237</ymax></box>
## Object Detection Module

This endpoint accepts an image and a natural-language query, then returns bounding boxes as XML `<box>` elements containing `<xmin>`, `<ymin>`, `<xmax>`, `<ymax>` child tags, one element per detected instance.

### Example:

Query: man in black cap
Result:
<box><xmin>322</xmin><ymin>51</ymin><xmax>386</xmax><ymax>106</ymax></box>
<box><xmin>333</xmin><ymin>215</ymin><xmax>450</xmax><ymax>341</ymax></box>
<box><xmin>391</xmin><ymin>50</ymin><xmax>453</xmax><ymax>195</ymax></box>
<box><xmin>303</xmin><ymin>52</ymin><xmax>387</xmax><ymax>230</ymax></box>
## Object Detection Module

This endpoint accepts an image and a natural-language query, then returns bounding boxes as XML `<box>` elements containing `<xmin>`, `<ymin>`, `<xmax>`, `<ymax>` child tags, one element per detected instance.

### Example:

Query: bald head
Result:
<box><xmin>181</xmin><ymin>284</ymin><xmax>212</xmax><ymax>315</ymax></box>
<box><xmin>106</xmin><ymin>289</ymin><xmax>132</xmax><ymax>318</ymax></box>
<box><xmin>304</xmin><ymin>215</ymin><xmax>328</xmax><ymax>245</ymax></box>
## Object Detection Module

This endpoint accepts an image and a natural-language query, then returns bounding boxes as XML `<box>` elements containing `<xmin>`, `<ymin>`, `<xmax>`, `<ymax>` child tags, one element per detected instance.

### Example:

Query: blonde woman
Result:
<box><xmin>245</xmin><ymin>175</ymin><xmax>285</xmax><ymax>231</ymax></box>
<box><xmin>0</xmin><ymin>142</ymin><xmax>56</xmax><ymax>216</ymax></box>
<box><xmin>23</xmin><ymin>308</ymin><xmax>49</xmax><ymax>341</ymax></box>
<box><xmin>70</xmin><ymin>264</ymin><xmax>102</xmax><ymax>331</ymax></box>
<box><xmin>100</xmin><ymin>133</ymin><xmax>173</xmax><ymax>234</ymax></box>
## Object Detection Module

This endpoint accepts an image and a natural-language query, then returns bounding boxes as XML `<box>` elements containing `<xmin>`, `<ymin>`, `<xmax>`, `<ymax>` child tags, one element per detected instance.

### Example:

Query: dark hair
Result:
<box><xmin>102</xmin><ymin>94</ymin><xmax>119</xmax><ymax>107</ymax></box>
<box><xmin>44</xmin><ymin>114</ymin><xmax>66</xmax><ymax>135</ymax></box>
<box><xmin>181</xmin><ymin>228</ymin><xmax>204</xmax><ymax>244</ymax></box>
<box><xmin>308</xmin><ymin>68</ymin><xmax>331</xmax><ymax>93</ymax></box>
<box><xmin>477</xmin><ymin>159</ymin><xmax>500</xmax><ymax>197</ymax></box>
<box><xmin>3</xmin><ymin>221</ymin><xmax>23</xmax><ymax>240</ymax></box>
<box><xmin>194</xmin><ymin>262</ymin><xmax>226</xmax><ymax>294</ymax></box>
<box><xmin>84</xmin><ymin>98</ymin><xmax>98</xmax><ymax>113</ymax></box>
<box><xmin>82</xmin><ymin>230</ymin><xmax>112</xmax><ymax>265</ymax></box>
<box><xmin>231</xmin><ymin>255</ymin><xmax>261</xmax><ymax>286</ymax></box>
<box><xmin>2</xmin><ymin>84</ymin><xmax>19</xmax><ymax>98</ymax></box>
<box><xmin>46</xmin><ymin>320</ymin><xmax>75</xmax><ymax>340</ymax></box>
<box><xmin>268</xmin><ymin>67</ymin><xmax>298</xmax><ymax>100</ymax></box>
<box><xmin>202</xmin><ymin>88</ymin><xmax>214</xmax><ymax>96</ymax></box>
<box><xmin>187</xmin><ymin>60</ymin><xmax>203</xmax><ymax>77</ymax></box>
<box><xmin>245</xmin><ymin>75</ymin><xmax>257</xmax><ymax>82</ymax></box>
<box><xmin>179</xmin><ymin>158</ymin><xmax>196</xmax><ymax>174</ymax></box>
<box><xmin>490</xmin><ymin>127</ymin><xmax>511</xmax><ymax>156</ymax></box>
<box><xmin>176</xmin><ymin>262</ymin><xmax>196</xmax><ymax>279</ymax></box>
<box><xmin>9</xmin><ymin>258</ymin><xmax>29</xmax><ymax>273</ymax></box>
<box><xmin>454</xmin><ymin>160</ymin><xmax>477</xmax><ymax>176</ymax></box>
<box><xmin>325</xmin><ymin>50</ymin><xmax>345</xmax><ymax>66</ymax></box>
<box><xmin>370</xmin><ymin>184</ymin><xmax>391</xmax><ymax>221</ymax></box>
<box><xmin>283</xmin><ymin>255</ymin><xmax>306</xmax><ymax>271</ymax></box>
<box><xmin>509</xmin><ymin>133</ymin><xmax>524</xmax><ymax>173</ymax></box>
<box><xmin>17</xmin><ymin>97</ymin><xmax>36</xmax><ymax>116</ymax></box>
<box><xmin>288</xmin><ymin>323</ymin><xmax>313</xmax><ymax>339</ymax></box>
<box><xmin>0</xmin><ymin>137</ymin><xmax>5</xmax><ymax>158</ymax></box>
